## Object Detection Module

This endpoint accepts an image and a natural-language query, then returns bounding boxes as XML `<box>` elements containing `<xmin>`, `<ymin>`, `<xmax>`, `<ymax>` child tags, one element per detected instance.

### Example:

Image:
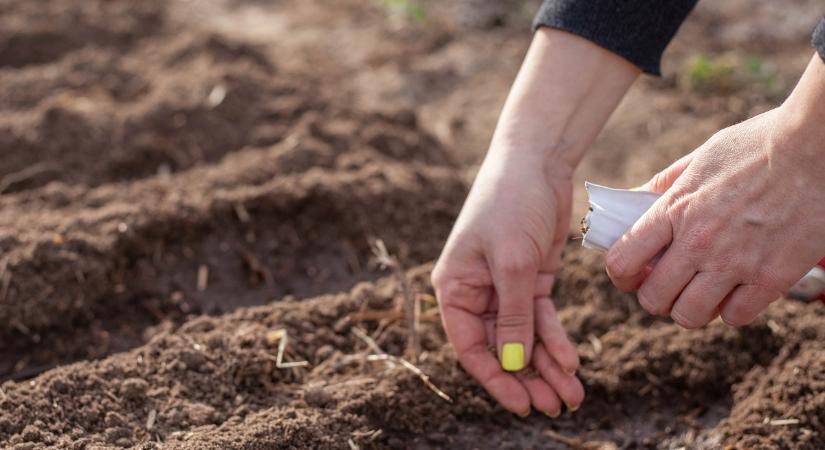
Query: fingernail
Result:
<box><xmin>566</xmin><ymin>402</ymin><xmax>580</xmax><ymax>412</ymax></box>
<box><xmin>517</xmin><ymin>408</ymin><xmax>531</xmax><ymax>418</ymax></box>
<box><xmin>543</xmin><ymin>410</ymin><xmax>561</xmax><ymax>418</ymax></box>
<box><xmin>564</xmin><ymin>367</ymin><xmax>576</xmax><ymax>376</ymax></box>
<box><xmin>501</xmin><ymin>343</ymin><xmax>525</xmax><ymax>372</ymax></box>
<box><xmin>629</xmin><ymin>185</ymin><xmax>644</xmax><ymax>191</ymax></box>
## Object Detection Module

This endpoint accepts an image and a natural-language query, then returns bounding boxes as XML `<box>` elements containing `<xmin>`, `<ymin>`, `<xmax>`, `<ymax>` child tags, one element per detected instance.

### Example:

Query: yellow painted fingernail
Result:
<box><xmin>517</xmin><ymin>409</ymin><xmax>531</xmax><ymax>418</ymax></box>
<box><xmin>543</xmin><ymin>410</ymin><xmax>561</xmax><ymax>418</ymax></box>
<box><xmin>501</xmin><ymin>343</ymin><xmax>525</xmax><ymax>372</ymax></box>
<box><xmin>629</xmin><ymin>186</ymin><xmax>644</xmax><ymax>191</ymax></box>
<box><xmin>566</xmin><ymin>402</ymin><xmax>580</xmax><ymax>412</ymax></box>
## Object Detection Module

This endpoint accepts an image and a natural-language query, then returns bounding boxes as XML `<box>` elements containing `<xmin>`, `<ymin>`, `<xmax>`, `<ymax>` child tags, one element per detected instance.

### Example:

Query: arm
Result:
<box><xmin>607</xmin><ymin>53</ymin><xmax>825</xmax><ymax>328</ymax></box>
<box><xmin>432</xmin><ymin>28</ymin><xmax>639</xmax><ymax>416</ymax></box>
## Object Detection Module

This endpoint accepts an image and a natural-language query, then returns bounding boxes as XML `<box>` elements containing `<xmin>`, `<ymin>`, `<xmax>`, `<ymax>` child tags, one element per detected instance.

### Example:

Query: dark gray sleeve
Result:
<box><xmin>814</xmin><ymin>19</ymin><xmax>825</xmax><ymax>62</ymax></box>
<box><xmin>532</xmin><ymin>0</ymin><xmax>697</xmax><ymax>76</ymax></box>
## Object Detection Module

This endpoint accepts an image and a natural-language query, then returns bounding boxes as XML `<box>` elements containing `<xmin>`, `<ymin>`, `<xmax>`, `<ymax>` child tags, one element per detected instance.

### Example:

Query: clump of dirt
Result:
<box><xmin>0</xmin><ymin>29</ymin><xmax>310</xmax><ymax>192</ymax></box>
<box><xmin>0</xmin><ymin>0</ymin><xmax>462</xmax><ymax>380</ymax></box>
<box><xmin>0</xmin><ymin>107</ymin><xmax>464</xmax><ymax>379</ymax></box>
<box><xmin>4</xmin><ymin>248</ymin><xmax>824</xmax><ymax>449</ymax></box>
<box><xmin>0</xmin><ymin>0</ymin><xmax>165</xmax><ymax>68</ymax></box>
<box><xmin>713</xmin><ymin>305</ymin><xmax>825</xmax><ymax>449</ymax></box>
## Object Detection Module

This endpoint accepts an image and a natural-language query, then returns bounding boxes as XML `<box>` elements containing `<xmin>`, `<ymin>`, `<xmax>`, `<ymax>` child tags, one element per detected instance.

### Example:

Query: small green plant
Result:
<box><xmin>682</xmin><ymin>53</ymin><xmax>778</xmax><ymax>96</ymax></box>
<box><xmin>743</xmin><ymin>56</ymin><xmax>777</xmax><ymax>92</ymax></box>
<box><xmin>379</xmin><ymin>0</ymin><xmax>428</xmax><ymax>23</ymax></box>
<box><xmin>684</xmin><ymin>54</ymin><xmax>737</xmax><ymax>93</ymax></box>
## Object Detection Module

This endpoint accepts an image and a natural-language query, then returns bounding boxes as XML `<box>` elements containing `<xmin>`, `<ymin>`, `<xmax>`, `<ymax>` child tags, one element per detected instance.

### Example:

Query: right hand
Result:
<box><xmin>432</xmin><ymin>150</ymin><xmax>584</xmax><ymax>417</ymax></box>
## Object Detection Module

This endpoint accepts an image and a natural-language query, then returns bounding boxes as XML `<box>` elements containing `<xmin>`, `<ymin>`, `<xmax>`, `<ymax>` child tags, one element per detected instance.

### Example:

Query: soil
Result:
<box><xmin>1</xmin><ymin>0</ymin><xmax>824</xmax><ymax>449</ymax></box>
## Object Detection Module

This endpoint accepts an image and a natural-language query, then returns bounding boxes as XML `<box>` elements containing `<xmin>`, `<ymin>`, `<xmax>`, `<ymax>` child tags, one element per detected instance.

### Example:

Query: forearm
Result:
<box><xmin>487</xmin><ymin>28</ymin><xmax>640</xmax><ymax>178</ymax></box>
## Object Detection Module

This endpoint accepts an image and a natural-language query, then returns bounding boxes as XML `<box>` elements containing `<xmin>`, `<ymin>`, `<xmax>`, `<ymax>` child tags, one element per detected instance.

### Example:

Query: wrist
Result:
<box><xmin>486</xmin><ymin>28</ymin><xmax>639</xmax><ymax>179</ymax></box>
<box><xmin>487</xmin><ymin>126</ymin><xmax>577</xmax><ymax>180</ymax></box>
<box><xmin>778</xmin><ymin>54</ymin><xmax>825</xmax><ymax>143</ymax></box>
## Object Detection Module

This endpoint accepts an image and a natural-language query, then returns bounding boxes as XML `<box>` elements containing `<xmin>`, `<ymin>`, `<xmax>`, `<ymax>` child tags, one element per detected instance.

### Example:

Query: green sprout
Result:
<box><xmin>682</xmin><ymin>53</ymin><xmax>778</xmax><ymax>96</ymax></box>
<box><xmin>379</xmin><ymin>0</ymin><xmax>428</xmax><ymax>23</ymax></box>
<box><xmin>684</xmin><ymin>54</ymin><xmax>737</xmax><ymax>93</ymax></box>
<box><xmin>743</xmin><ymin>56</ymin><xmax>777</xmax><ymax>93</ymax></box>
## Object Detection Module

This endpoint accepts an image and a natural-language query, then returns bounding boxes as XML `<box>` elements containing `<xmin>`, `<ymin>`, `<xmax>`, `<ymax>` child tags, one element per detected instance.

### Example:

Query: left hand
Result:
<box><xmin>606</xmin><ymin>106</ymin><xmax>825</xmax><ymax>328</ymax></box>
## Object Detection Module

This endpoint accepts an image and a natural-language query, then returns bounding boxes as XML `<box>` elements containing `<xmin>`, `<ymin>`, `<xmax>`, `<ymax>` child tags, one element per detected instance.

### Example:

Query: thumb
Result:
<box><xmin>491</xmin><ymin>253</ymin><xmax>537</xmax><ymax>373</ymax></box>
<box><xmin>640</xmin><ymin>151</ymin><xmax>694</xmax><ymax>193</ymax></box>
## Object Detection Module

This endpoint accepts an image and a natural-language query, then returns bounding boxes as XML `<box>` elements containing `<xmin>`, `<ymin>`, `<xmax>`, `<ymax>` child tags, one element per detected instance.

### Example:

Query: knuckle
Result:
<box><xmin>637</xmin><ymin>291</ymin><xmax>667</xmax><ymax>316</ymax></box>
<box><xmin>720</xmin><ymin>310</ymin><xmax>751</xmax><ymax>327</ymax></box>
<box><xmin>431</xmin><ymin>276</ymin><xmax>463</xmax><ymax>307</ymax></box>
<box><xmin>649</xmin><ymin>171</ymin><xmax>663</xmax><ymax>189</ymax></box>
<box><xmin>496</xmin><ymin>312</ymin><xmax>531</xmax><ymax>330</ymax></box>
<box><xmin>670</xmin><ymin>308</ymin><xmax>703</xmax><ymax>329</ymax></box>
<box><xmin>494</xmin><ymin>253</ymin><xmax>537</xmax><ymax>277</ymax></box>
<box><xmin>606</xmin><ymin>247</ymin><xmax>629</xmax><ymax>279</ymax></box>
<box><xmin>665</xmin><ymin>194</ymin><xmax>689</xmax><ymax>218</ymax></box>
<box><xmin>430</xmin><ymin>263</ymin><xmax>446</xmax><ymax>290</ymax></box>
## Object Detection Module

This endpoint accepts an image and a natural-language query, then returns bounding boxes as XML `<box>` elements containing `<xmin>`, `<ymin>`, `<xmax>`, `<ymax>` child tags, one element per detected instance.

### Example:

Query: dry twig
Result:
<box><xmin>0</xmin><ymin>162</ymin><xmax>57</xmax><ymax>194</ymax></box>
<box><xmin>587</xmin><ymin>334</ymin><xmax>603</xmax><ymax>355</ymax></box>
<box><xmin>233</xmin><ymin>203</ymin><xmax>251</xmax><ymax>223</ymax></box>
<box><xmin>0</xmin><ymin>258</ymin><xmax>10</xmax><ymax>303</ymax></box>
<box><xmin>543</xmin><ymin>430</ymin><xmax>617</xmax><ymax>450</ymax></box>
<box><xmin>768</xmin><ymin>418</ymin><xmax>800</xmax><ymax>426</ymax></box>
<box><xmin>197</xmin><ymin>264</ymin><xmax>209</xmax><ymax>291</ymax></box>
<box><xmin>352</xmin><ymin>327</ymin><xmax>395</xmax><ymax>368</ymax></box>
<box><xmin>350</xmin><ymin>309</ymin><xmax>440</xmax><ymax>323</ymax></box>
<box><xmin>371</xmin><ymin>239</ymin><xmax>419</xmax><ymax>361</ymax></box>
<box><xmin>238</xmin><ymin>247</ymin><xmax>274</xmax><ymax>287</ymax></box>
<box><xmin>351</xmin><ymin>327</ymin><xmax>387</xmax><ymax>356</ymax></box>
<box><xmin>146</xmin><ymin>409</ymin><xmax>157</xmax><ymax>431</ymax></box>
<box><xmin>366</xmin><ymin>354</ymin><xmax>452</xmax><ymax>403</ymax></box>
<box><xmin>351</xmin><ymin>429</ymin><xmax>382</xmax><ymax>440</ymax></box>
<box><xmin>273</xmin><ymin>329</ymin><xmax>309</xmax><ymax>369</ymax></box>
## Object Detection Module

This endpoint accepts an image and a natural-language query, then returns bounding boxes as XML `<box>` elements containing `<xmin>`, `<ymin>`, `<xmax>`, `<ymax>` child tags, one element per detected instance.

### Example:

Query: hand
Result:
<box><xmin>432</xmin><ymin>151</ymin><xmax>583</xmax><ymax>416</ymax></box>
<box><xmin>607</xmin><ymin>92</ymin><xmax>825</xmax><ymax>328</ymax></box>
<box><xmin>431</xmin><ymin>28</ymin><xmax>638</xmax><ymax>415</ymax></box>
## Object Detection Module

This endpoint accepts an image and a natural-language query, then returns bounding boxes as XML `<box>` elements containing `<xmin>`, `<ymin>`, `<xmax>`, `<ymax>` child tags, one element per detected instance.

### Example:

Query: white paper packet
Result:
<box><xmin>581</xmin><ymin>182</ymin><xmax>661</xmax><ymax>252</ymax></box>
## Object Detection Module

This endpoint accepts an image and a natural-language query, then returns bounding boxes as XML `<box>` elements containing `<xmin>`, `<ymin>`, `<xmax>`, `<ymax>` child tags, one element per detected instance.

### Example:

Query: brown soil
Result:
<box><xmin>2</xmin><ymin>0</ymin><xmax>824</xmax><ymax>449</ymax></box>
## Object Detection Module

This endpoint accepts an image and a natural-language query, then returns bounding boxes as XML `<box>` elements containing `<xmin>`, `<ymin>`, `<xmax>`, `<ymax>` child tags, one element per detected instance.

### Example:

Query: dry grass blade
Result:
<box><xmin>768</xmin><ymin>418</ymin><xmax>800</xmax><ymax>426</ymax></box>
<box><xmin>233</xmin><ymin>203</ymin><xmax>251</xmax><ymax>223</ymax></box>
<box><xmin>352</xmin><ymin>327</ymin><xmax>395</xmax><ymax>368</ymax></box>
<box><xmin>0</xmin><ymin>257</ymin><xmax>7</xmax><ymax>280</ymax></box>
<box><xmin>351</xmin><ymin>327</ymin><xmax>386</xmax><ymax>355</ymax></box>
<box><xmin>371</xmin><ymin>239</ymin><xmax>419</xmax><ymax>361</ymax></box>
<box><xmin>347</xmin><ymin>438</ymin><xmax>359</xmax><ymax>450</ymax></box>
<box><xmin>0</xmin><ymin>162</ymin><xmax>57</xmax><ymax>194</ymax></box>
<box><xmin>366</xmin><ymin>354</ymin><xmax>452</xmax><ymax>403</ymax></box>
<box><xmin>543</xmin><ymin>430</ymin><xmax>618</xmax><ymax>450</ymax></box>
<box><xmin>146</xmin><ymin>409</ymin><xmax>157</xmax><ymax>431</ymax></box>
<box><xmin>0</xmin><ymin>270</ymin><xmax>11</xmax><ymax>302</ymax></box>
<box><xmin>587</xmin><ymin>334</ymin><xmax>603</xmax><ymax>355</ymax></box>
<box><xmin>351</xmin><ymin>309</ymin><xmax>439</xmax><ymax>323</ymax></box>
<box><xmin>197</xmin><ymin>264</ymin><xmax>209</xmax><ymax>291</ymax></box>
<box><xmin>274</xmin><ymin>330</ymin><xmax>309</xmax><ymax>369</ymax></box>
<box><xmin>238</xmin><ymin>247</ymin><xmax>274</xmax><ymax>287</ymax></box>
